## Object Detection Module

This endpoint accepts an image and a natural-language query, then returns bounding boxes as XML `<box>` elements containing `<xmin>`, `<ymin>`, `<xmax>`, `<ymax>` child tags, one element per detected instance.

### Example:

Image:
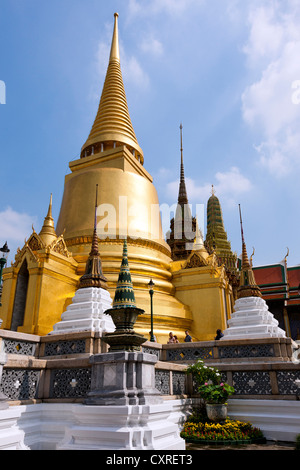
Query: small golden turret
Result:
<box><xmin>39</xmin><ymin>194</ymin><xmax>57</xmax><ymax>246</ymax></box>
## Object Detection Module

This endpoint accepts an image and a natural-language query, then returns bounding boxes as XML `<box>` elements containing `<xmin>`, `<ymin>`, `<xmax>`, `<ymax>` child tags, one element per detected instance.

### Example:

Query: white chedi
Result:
<box><xmin>221</xmin><ymin>296</ymin><xmax>286</xmax><ymax>340</ymax></box>
<box><xmin>50</xmin><ymin>287</ymin><xmax>115</xmax><ymax>335</ymax></box>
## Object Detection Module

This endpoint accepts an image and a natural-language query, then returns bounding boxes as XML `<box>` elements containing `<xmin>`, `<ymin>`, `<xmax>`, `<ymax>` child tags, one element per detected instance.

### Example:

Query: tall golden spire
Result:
<box><xmin>39</xmin><ymin>194</ymin><xmax>57</xmax><ymax>246</ymax></box>
<box><xmin>237</xmin><ymin>204</ymin><xmax>261</xmax><ymax>299</ymax></box>
<box><xmin>81</xmin><ymin>13</ymin><xmax>144</xmax><ymax>164</ymax></box>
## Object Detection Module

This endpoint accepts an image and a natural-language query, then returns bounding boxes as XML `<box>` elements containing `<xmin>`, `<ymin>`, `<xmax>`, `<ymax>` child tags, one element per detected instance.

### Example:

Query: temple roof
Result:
<box><xmin>81</xmin><ymin>13</ymin><xmax>143</xmax><ymax>163</ymax></box>
<box><xmin>253</xmin><ymin>263</ymin><xmax>300</xmax><ymax>305</ymax></box>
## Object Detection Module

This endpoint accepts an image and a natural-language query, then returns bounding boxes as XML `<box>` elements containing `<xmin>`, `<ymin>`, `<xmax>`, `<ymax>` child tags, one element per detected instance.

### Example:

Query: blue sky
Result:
<box><xmin>1</xmin><ymin>0</ymin><xmax>300</xmax><ymax>267</ymax></box>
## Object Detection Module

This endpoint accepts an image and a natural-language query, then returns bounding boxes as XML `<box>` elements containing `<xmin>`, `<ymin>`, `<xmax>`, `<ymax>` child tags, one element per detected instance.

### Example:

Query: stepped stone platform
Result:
<box><xmin>221</xmin><ymin>297</ymin><xmax>286</xmax><ymax>340</ymax></box>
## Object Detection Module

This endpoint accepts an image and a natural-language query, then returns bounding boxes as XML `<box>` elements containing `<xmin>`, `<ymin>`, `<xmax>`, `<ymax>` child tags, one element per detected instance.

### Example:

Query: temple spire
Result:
<box><xmin>237</xmin><ymin>204</ymin><xmax>261</xmax><ymax>299</ymax></box>
<box><xmin>81</xmin><ymin>13</ymin><xmax>143</xmax><ymax>164</ymax></box>
<box><xmin>109</xmin><ymin>12</ymin><xmax>120</xmax><ymax>63</ymax></box>
<box><xmin>79</xmin><ymin>185</ymin><xmax>108</xmax><ymax>289</ymax></box>
<box><xmin>39</xmin><ymin>194</ymin><xmax>57</xmax><ymax>245</ymax></box>
<box><xmin>178</xmin><ymin>123</ymin><xmax>188</xmax><ymax>206</ymax></box>
<box><xmin>239</xmin><ymin>204</ymin><xmax>250</xmax><ymax>269</ymax></box>
<box><xmin>205</xmin><ymin>187</ymin><xmax>237</xmax><ymax>271</ymax></box>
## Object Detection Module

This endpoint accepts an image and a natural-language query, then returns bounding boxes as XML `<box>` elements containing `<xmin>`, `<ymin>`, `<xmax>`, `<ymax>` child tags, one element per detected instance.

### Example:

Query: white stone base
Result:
<box><xmin>222</xmin><ymin>297</ymin><xmax>286</xmax><ymax>339</ymax></box>
<box><xmin>0</xmin><ymin>398</ymin><xmax>298</xmax><ymax>449</ymax></box>
<box><xmin>57</xmin><ymin>403</ymin><xmax>186</xmax><ymax>450</ymax></box>
<box><xmin>0</xmin><ymin>407</ymin><xmax>29</xmax><ymax>450</ymax></box>
<box><xmin>0</xmin><ymin>401</ymin><xmax>189</xmax><ymax>450</ymax></box>
<box><xmin>228</xmin><ymin>399</ymin><xmax>300</xmax><ymax>442</ymax></box>
<box><xmin>50</xmin><ymin>287</ymin><xmax>115</xmax><ymax>335</ymax></box>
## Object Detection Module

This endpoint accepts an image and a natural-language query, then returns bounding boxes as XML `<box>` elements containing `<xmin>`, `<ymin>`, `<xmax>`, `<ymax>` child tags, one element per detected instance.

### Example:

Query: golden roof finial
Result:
<box><xmin>211</xmin><ymin>184</ymin><xmax>216</xmax><ymax>196</ymax></box>
<box><xmin>109</xmin><ymin>13</ymin><xmax>120</xmax><ymax>63</ymax></box>
<box><xmin>39</xmin><ymin>193</ymin><xmax>57</xmax><ymax>246</ymax></box>
<box><xmin>47</xmin><ymin>193</ymin><xmax>53</xmax><ymax>218</ymax></box>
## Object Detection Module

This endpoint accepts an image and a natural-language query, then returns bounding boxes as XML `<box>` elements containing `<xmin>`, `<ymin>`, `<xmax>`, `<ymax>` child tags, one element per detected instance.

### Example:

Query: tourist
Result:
<box><xmin>173</xmin><ymin>335</ymin><xmax>179</xmax><ymax>343</ymax></box>
<box><xmin>215</xmin><ymin>329</ymin><xmax>224</xmax><ymax>340</ymax></box>
<box><xmin>184</xmin><ymin>330</ymin><xmax>192</xmax><ymax>342</ymax></box>
<box><xmin>167</xmin><ymin>332</ymin><xmax>176</xmax><ymax>343</ymax></box>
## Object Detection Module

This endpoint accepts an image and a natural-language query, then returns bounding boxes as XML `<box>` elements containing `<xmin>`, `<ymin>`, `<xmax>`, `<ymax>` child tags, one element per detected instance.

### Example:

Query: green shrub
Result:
<box><xmin>186</xmin><ymin>359</ymin><xmax>221</xmax><ymax>386</ymax></box>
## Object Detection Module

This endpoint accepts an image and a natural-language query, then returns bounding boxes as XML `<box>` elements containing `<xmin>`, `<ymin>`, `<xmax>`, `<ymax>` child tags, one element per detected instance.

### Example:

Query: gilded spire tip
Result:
<box><xmin>110</xmin><ymin>12</ymin><xmax>120</xmax><ymax>62</ymax></box>
<box><xmin>46</xmin><ymin>193</ymin><xmax>53</xmax><ymax>219</ymax></box>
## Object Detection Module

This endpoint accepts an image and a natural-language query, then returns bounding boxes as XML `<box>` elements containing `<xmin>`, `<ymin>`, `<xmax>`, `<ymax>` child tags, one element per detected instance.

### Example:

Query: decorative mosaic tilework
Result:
<box><xmin>142</xmin><ymin>346</ymin><xmax>160</xmax><ymax>359</ymax></box>
<box><xmin>3</xmin><ymin>339</ymin><xmax>37</xmax><ymax>356</ymax></box>
<box><xmin>0</xmin><ymin>369</ymin><xmax>40</xmax><ymax>400</ymax></box>
<box><xmin>49</xmin><ymin>368</ymin><xmax>91</xmax><ymax>398</ymax></box>
<box><xmin>277</xmin><ymin>370</ymin><xmax>300</xmax><ymax>395</ymax></box>
<box><xmin>219</xmin><ymin>344</ymin><xmax>275</xmax><ymax>359</ymax></box>
<box><xmin>155</xmin><ymin>370</ymin><xmax>170</xmax><ymax>395</ymax></box>
<box><xmin>166</xmin><ymin>347</ymin><xmax>213</xmax><ymax>362</ymax></box>
<box><xmin>172</xmin><ymin>372</ymin><xmax>186</xmax><ymax>395</ymax></box>
<box><xmin>44</xmin><ymin>340</ymin><xmax>86</xmax><ymax>357</ymax></box>
<box><xmin>232</xmin><ymin>371</ymin><xmax>272</xmax><ymax>395</ymax></box>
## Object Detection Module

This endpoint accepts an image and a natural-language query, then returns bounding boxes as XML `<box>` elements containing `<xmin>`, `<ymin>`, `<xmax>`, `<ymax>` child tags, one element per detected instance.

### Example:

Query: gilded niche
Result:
<box><xmin>185</xmin><ymin>253</ymin><xmax>207</xmax><ymax>269</ymax></box>
<box><xmin>48</xmin><ymin>236</ymin><xmax>72</xmax><ymax>258</ymax></box>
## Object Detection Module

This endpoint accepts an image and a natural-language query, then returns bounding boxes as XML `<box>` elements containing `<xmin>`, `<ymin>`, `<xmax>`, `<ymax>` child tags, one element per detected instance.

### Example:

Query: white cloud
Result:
<box><xmin>122</xmin><ymin>54</ymin><xmax>150</xmax><ymax>90</ymax></box>
<box><xmin>242</xmin><ymin>5</ymin><xmax>285</xmax><ymax>68</ymax></box>
<box><xmin>165</xmin><ymin>167</ymin><xmax>252</xmax><ymax>207</ymax></box>
<box><xmin>128</xmin><ymin>0</ymin><xmax>204</xmax><ymax>19</ymax></box>
<box><xmin>0</xmin><ymin>207</ymin><xmax>38</xmax><ymax>263</ymax></box>
<box><xmin>241</xmin><ymin>1</ymin><xmax>300</xmax><ymax>177</ymax></box>
<box><xmin>140</xmin><ymin>36</ymin><xmax>164</xmax><ymax>57</ymax></box>
<box><xmin>0</xmin><ymin>207</ymin><xmax>37</xmax><ymax>243</ymax></box>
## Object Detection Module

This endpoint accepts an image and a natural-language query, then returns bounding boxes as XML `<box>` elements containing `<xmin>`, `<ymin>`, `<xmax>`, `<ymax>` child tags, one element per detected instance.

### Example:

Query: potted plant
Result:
<box><xmin>198</xmin><ymin>382</ymin><xmax>235</xmax><ymax>421</ymax></box>
<box><xmin>186</xmin><ymin>359</ymin><xmax>235</xmax><ymax>421</ymax></box>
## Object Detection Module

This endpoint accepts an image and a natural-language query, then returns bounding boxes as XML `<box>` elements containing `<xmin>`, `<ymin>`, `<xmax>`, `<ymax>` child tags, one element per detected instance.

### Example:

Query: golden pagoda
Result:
<box><xmin>0</xmin><ymin>13</ymin><xmax>234</xmax><ymax>341</ymax></box>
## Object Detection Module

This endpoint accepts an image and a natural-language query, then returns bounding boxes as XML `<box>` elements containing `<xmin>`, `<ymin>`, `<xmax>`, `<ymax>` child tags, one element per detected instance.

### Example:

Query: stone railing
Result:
<box><xmin>0</xmin><ymin>331</ymin><xmax>299</xmax><ymax>403</ymax></box>
<box><xmin>143</xmin><ymin>337</ymin><xmax>296</xmax><ymax>364</ymax></box>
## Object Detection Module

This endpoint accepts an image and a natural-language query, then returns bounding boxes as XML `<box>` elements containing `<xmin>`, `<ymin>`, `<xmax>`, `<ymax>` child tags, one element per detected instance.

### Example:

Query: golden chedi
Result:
<box><xmin>0</xmin><ymin>13</ymin><xmax>234</xmax><ymax>341</ymax></box>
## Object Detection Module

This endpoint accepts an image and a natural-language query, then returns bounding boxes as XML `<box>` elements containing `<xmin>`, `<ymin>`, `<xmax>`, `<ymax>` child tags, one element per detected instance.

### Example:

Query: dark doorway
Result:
<box><xmin>11</xmin><ymin>259</ymin><xmax>29</xmax><ymax>331</ymax></box>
